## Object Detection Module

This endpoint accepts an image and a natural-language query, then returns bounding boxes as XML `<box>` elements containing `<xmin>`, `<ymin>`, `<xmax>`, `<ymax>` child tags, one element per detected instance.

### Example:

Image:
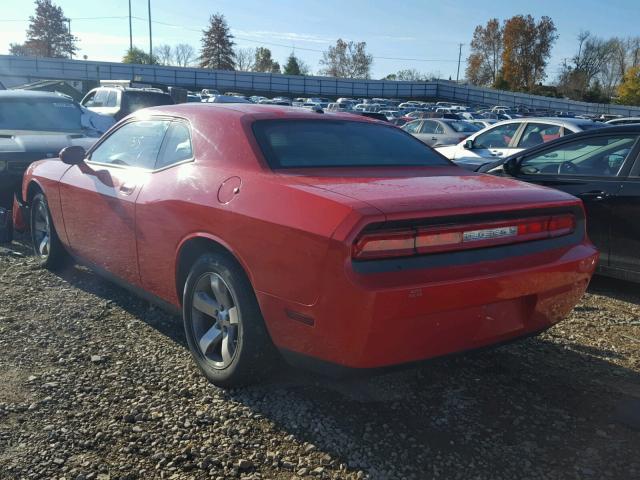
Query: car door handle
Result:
<box><xmin>119</xmin><ymin>183</ymin><xmax>136</xmax><ymax>196</ymax></box>
<box><xmin>490</xmin><ymin>151</ymin><xmax>503</xmax><ymax>156</ymax></box>
<box><xmin>580</xmin><ymin>190</ymin><xmax>608</xmax><ymax>201</ymax></box>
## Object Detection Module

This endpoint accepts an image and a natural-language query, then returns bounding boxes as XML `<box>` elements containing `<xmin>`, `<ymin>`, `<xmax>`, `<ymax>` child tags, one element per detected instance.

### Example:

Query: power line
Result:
<box><xmin>0</xmin><ymin>14</ymin><xmax>464</xmax><ymax>65</ymax></box>
<box><xmin>129</xmin><ymin>15</ymin><xmax>461</xmax><ymax>63</ymax></box>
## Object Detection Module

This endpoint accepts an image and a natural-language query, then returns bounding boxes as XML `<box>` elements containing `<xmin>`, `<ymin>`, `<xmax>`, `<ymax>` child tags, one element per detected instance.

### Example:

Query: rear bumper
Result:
<box><xmin>258</xmin><ymin>240</ymin><xmax>598</xmax><ymax>369</ymax></box>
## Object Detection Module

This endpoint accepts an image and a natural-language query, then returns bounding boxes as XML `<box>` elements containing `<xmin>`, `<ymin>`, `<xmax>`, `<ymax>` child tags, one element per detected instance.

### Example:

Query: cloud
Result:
<box><xmin>231</xmin><ymin>29</ymin><xmax>333</xmax><ymax>45</ymax></box>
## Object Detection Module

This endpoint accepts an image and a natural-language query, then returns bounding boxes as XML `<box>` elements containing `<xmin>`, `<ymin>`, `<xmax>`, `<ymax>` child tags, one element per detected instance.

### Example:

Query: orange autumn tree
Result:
<box><xmin>617</xmin><ymin>66</ymin><xmax>640</xmax><ymax>105</ymax></box>
<box><xmin>501</xmin><ymin>15</ymin><xmax>557</xmax><ymax>91</ymax></box>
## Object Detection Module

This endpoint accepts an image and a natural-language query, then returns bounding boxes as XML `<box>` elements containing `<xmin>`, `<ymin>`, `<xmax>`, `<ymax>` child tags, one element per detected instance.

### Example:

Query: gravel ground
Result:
<box><xmin>1</xmin><ymin>235</ymin><xmax>639</xmax><ymax>480</ymax></box>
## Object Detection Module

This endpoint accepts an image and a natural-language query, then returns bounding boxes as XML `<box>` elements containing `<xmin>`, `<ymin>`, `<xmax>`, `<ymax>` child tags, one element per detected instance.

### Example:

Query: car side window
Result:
<box><xmin>474</xmin><ymin>123</ymin><xmax>519</xmax><ymax>149</ymax></box>
<box><xmin>89</xmin><ymin>120</ymin><xmax>171</xmax><ymax>169</ymax></box>
<box><xmin>82</xmin><ymin>91</ymin><xmax>96</xmax><ymax>106</ymax></box>
<box><xmin>420</xmin><ymin>121</ymin><xmax>438</xmax><ymax>134</ymax></box>
<box><xmin>403</xmin><ymin>121</ymin><xmax>421</xmax><ymax>134</ymax></box>
<box><xmin>519</xmin><ymin>134</ymin><xmax>639</xmax><ymax>177</ymax></box>
<box><xmin>105</xmin><ymin>91</ymin><xmax>118</xmax><ymax>108</ymax></box>
<box><xmin>92</xmin><ymin>90</ymin><xmax>109</xmax><ymax>107</ymax></box>
<box><xmin>155</xmin><ymin>121</ymin><xmax>193</xmax><ymax>169</ymax></box>
<box><xmin>518</xmin><ymin>123</ymin><xmax>561</xmax><ymax>148</ymax></box>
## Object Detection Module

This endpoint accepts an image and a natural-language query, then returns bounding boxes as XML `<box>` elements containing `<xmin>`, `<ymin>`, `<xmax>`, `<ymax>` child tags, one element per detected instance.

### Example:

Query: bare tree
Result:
<box><xmin>174</xmin><ymin>43</ymin><xmax>196</xmax><ymax>67</ymax></box>
<box><xmin>234</xmin><ymin>47</ymin><xmax>255</xmax><ymax>71</ymax></box>
<box><xmin>154</xmin><ymin>44</ymin><xmax>173</xmax><ymax>65</ymax></box>
<box><xmin>319</xmin><ymin>39</ymin><xmax>373</xmax><ymax>79</ymax></box>
<box><xmin>465</xmin><ymin>19</ymin><xmax>502</xmax><ymax>86</ymax></box>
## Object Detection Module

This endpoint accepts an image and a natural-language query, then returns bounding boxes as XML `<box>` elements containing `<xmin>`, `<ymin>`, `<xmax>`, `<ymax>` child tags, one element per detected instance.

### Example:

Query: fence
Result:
<box><xmin>2</xmin><ymin>54</ymin><xmax>640</xmax><ymax>116</ymax></box>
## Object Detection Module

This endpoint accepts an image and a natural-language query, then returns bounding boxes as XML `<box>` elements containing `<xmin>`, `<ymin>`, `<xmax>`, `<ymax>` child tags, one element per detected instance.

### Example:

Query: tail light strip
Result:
<box><xmin>352</xmin><ymin>214</ymin><xmax>575</xmax><ymax>260</ymax></box>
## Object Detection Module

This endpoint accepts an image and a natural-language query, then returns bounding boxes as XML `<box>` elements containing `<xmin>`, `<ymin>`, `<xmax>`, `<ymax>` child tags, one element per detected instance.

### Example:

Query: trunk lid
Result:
<box><xmin>283</xmin><ymin>166</ymin><xmax>578</xmax><ymax>220</ymax></box>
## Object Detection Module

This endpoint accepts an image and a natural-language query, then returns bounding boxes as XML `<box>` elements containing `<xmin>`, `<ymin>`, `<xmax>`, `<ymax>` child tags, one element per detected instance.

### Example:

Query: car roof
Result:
<box><xmin>132</xmin><ymin>103</ymin><xmax>382</xmax><ymax>124</ymax></box>
<box><xmin>0</xmin><ymin>89</ymin><xmax>74</xmax><ymax>100</ymax></box>
<box><xmin>486</xmin><ymin>116</ymin><xmax>600</xmax><ymax>128</ymax></box>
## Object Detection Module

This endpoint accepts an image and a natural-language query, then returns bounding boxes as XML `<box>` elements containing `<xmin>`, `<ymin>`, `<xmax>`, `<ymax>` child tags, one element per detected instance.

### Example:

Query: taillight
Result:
<box><xmin>352</xmin><ymin>214</ymin><xmax>575</xmax><ymax>260</ymax></box>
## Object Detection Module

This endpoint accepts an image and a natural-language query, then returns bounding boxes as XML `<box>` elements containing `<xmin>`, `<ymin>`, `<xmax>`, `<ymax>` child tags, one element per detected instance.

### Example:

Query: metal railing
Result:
<box><xmin>2</xmin><ymin>54</ymin><xmax>640</xmax><ymax>116</ymax></box>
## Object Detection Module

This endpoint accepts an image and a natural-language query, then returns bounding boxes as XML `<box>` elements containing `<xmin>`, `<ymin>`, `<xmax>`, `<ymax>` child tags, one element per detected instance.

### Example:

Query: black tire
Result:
<box><xmin>182</xmin><ymin>252</ymin><xmax>277</xmax><ymax>387</ymax></box>
<box><xmin>30</xmin><ymin>192</ymin><xmax>67</xmax><ymax>269</ymax></box>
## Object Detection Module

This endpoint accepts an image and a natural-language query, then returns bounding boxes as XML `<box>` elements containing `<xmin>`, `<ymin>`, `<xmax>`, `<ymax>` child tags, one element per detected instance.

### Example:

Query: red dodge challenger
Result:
<box><xmin>16</xmin><ymin>104</ymin><xmax>598</xmax><ymax>386</ymax></box>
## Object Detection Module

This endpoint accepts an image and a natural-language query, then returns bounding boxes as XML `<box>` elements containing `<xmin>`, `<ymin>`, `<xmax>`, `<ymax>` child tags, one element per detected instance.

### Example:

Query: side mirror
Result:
<box><xmin>463</xmin><ymin>139</ymin><xmax>474</xmax><ymax>149</ymax></box>
<box><xmin>60</xmin><ymin>146</ymin><xmax>86</xmax><ymax>165</ymax></box>
<box><xmin>503</xmin><ymin>157</ymin><xmax>521</xmax><ymax>176</ymax></box>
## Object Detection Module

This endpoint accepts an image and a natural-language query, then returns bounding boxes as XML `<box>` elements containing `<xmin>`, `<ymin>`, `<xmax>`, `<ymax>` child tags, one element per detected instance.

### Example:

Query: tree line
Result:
<box><xmin>465</xmin><ymin>15</ymin><xmax>640</xmax><ymax>105</ymax></box>
<box><xmin>10</xmin><ymin>2</ymin><xmax>640</xmax><ymax>104</ymax></box>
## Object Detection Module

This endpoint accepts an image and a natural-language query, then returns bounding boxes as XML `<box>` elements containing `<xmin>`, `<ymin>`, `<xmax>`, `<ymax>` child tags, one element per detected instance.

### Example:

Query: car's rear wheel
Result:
<box><xmin>182</xmin><ymin>252</ymin><xmax>277</xmax><ymax>387</ymax></box>
<box><xmin>30</xmin><ymin>192</ymin><xmax>66</xmax><ymax>269</ymax></box>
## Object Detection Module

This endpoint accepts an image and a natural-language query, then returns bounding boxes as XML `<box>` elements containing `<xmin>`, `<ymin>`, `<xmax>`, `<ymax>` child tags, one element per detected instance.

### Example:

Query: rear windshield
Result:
<box><xmin>448</xmin><ymin>121</ymin><xmax>481</xmax><ymax>133</ymax></box>
<box><xmin>0</xmin><ymin>99</ymin><xmax>82</xmax><ymax>131</ymax></box>
<box><xmin>253</xmin><ymin>119</ymin><xmax>449</xmax><ymax>169</ymax></box>
<box><xmin>123</xmin><ymin>92</ymin><xmax>174</xmax><ymax>112</ymax></box>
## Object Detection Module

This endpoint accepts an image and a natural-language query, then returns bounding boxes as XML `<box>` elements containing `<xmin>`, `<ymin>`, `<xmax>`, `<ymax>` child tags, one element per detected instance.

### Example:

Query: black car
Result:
<box><xmin>81</xmin><ymin>86</ymin><xmax>174</xmax><ymax>121</ymax></box>
<box><xmin>475</xmin><ymin>125</ymin><xmax>640</xmax><ymax>282</ymax></box>
<box><xmin>0</xmin><ymin>90</ymin><xmax>109</xmax><ymax>205</ymax></box>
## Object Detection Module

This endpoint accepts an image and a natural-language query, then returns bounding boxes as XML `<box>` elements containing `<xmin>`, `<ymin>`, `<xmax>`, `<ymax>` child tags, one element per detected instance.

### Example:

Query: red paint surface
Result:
<box><xmin>21</xmin><ymin>104</ymin><xmax>598</xmax><ymax>369</ymax></box>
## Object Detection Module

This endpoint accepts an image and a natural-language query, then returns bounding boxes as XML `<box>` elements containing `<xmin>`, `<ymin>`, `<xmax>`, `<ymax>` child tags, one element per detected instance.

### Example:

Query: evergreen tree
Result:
<box><xmin>254</xmin><ymin>47</ymin><xmax>278</xmax><ymax>73</ymax></box>
<box><xmin>22</xmin><ymin>0</ymin><xmax>78</xmax><ymax>58</ymax></box>
<box><xmin>284</xmin><ymin>53</ymin><xmax>301</xmax><ymax>75</ymax></box>
<box><xmin>200</xmin><ymin>13</ymin><xmax>235</xmax><ymax>70</ymax></box>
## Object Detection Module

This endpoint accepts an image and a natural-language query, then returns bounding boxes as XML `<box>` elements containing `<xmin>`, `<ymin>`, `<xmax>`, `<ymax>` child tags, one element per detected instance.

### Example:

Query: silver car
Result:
<box><xmin>402</xmin><ymin>118</ymin><xmax>481</xmax><ymax>147</ymax></box>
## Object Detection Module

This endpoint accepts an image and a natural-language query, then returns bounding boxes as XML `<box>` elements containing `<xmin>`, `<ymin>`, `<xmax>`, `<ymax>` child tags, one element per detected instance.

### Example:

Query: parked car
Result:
<box><xmin>436</xmin><ymin>118</ymin><xmax>606</xmax><ymax>167</ymax></box>
<box><xmin>81</xmin><ymin>86</ymin><xmax>174</xmax><ymax>121</ymax></box>
<box><xmin>472</xmin><ymin>125</ymin><xmax>640</xmax><ymax>282</ymax></box>
<box><xmin>15</xmin><ymin>104</ymin><xmax>597</xmax><ymax>385</ymax></box>
<box><xmin>605</xmin><ymin>117</ymin><xmax>640</xmax><ymax>126</ymax></box>
<box><xmin>402</xmin><ymin>119</ymin><xmax>480</xmax><ymax>147</ymax></box>
<box><xmin>206</xmin><ymin>95</ymin><xmax>252</xmax><ymax>104</ymax></box>
<box><xmin>0</xmin><ymin>90</ymin><xmax>110</xmax><ymax>211</ymax></box>
<box><xmin>466</xmin><ymin>119</ymin><xmax>498</xmax><ymax>129</ymax></box>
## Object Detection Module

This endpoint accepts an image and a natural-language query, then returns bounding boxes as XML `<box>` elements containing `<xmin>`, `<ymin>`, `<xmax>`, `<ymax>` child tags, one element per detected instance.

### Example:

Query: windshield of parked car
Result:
<box><xmin>576</xmin><ymin>122</ymin><xmax>607</xmax><ymax>131</ymax></box>
<box><xmin>253</xmin><ymin>120</ymin><xmax>450</xmax><ymax>168</ymax></box>
<box><xmin>0</xmin><ymin>98</ymin><xmax>83</xmax><ymax>131</ymax></box>
<box><xmin>447</xmin><ymin>121</ymin><xmax>481</xmax><ymax>133</ymax></box>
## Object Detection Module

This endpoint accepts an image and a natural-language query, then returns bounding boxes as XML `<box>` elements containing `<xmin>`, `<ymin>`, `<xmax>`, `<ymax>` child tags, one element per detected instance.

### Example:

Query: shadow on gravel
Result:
<box><xmin>225</xmin><ymin>340</ymin><xmax>640</xmax><ymax>478</ymax></box>
<box><xmin>20</xmin><ymin>231</ymin><xmax>638</xmax><ymax>479</ymax></box>
<box><xmin>55</xmin><ymin>261</ymin><xmax>187</xmax><ymax>349</ymax></box>
<box><xmin>589</xmin><ymin>274</ymin><xmax>640</xmax><ymax>306</ymax></box>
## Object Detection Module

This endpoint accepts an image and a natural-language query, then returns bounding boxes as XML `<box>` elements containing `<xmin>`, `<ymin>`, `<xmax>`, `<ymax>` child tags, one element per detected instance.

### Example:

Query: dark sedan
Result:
<box><xmin>476</xmin><ymin>125</ymin><xmax>640</xmax><ymax>282</ymax></box>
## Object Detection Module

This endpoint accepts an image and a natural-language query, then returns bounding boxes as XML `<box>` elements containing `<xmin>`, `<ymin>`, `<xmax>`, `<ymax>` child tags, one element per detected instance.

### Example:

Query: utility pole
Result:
<box><xmin>67</xmin><ymin>18</ymin><xmax>72</xmax><ymax>59</ymax></box>
<box><xmin>128</xmin><ymin>0</ymin><xmax>133</xmax><ymax>52</ymax></box>
<box><xmin>148</xmin><ymin>0</ymin><xmax>153</xmax><ymax>62</ymax></box>
<box><xmin>456</xmin><ymin>43</ymin><xmax>463</xmax><ymax>83</ymax></box>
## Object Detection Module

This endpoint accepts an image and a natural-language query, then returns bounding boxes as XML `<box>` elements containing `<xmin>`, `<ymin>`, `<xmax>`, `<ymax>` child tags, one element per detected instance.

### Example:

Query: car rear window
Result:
<box><xmin>123</xmin><ymin>92</ymin><xmax>174</xmax><ymax>112</ymax></box>
<box><xmin>448</xmin><ymin>121</ymin><xmax>480</xmax><ymax>133</ymax></box>
<box><xmin>0</xmin><ymin>99</ymin><xmax>82</xmax><ymax>131</ymax></box>
<box><xmin>253</xmin><ymin>119</ymin><xmax>450</xmax><ymax>169</ymax></box>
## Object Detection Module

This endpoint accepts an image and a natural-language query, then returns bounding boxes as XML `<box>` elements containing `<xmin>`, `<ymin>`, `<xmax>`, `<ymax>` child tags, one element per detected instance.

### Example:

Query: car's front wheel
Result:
<box><xmin>182</xmin><ymin>252</ymin><xmax>277</xmax><ymax>387</ymax></box>
<box><xmin>30</xmin><ymin>192</ymin><xmax>67</xmax><ymax>269</ymax></box>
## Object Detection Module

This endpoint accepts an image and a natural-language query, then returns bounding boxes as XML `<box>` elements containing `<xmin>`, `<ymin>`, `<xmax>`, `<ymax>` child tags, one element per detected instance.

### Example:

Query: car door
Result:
<box><xmin>515</xmin><ymin>122</ymin><xmax>561</xmax><ymax>149</ymax></box>
<box><xmin>513</xmin><ymin>132</ymin><xmax>640</xmax><ymax>267</ymax></box>
<box><xmin>58</xmin><ymin>118</ymin><xmax>171</xmax><ymax>285</ymax></box>
<box><xmin>459</xmin><ymin>122</ymin><xmax>521</xmax><ymax>160</ymax></box>
<box><xmin>608</xmin><ymin>145</ymin><xmax>640</xmax><ymax>274</ymax></box>
<box><xmin>134</xmin><ymin>121</ymin><xmax>197</xmax><ymax>301</ymax></box>
<box><xmin>414</xmin><ymin>120</ymin><xmax>440</xmax><ymax>146</ymax></box>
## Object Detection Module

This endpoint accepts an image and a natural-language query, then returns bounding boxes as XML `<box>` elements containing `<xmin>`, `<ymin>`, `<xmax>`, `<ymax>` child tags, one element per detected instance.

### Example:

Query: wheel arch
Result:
<box><xmin>174</xmin><ymin>233</ymin><xmax>255</xmax><ymax>306</ymax></box>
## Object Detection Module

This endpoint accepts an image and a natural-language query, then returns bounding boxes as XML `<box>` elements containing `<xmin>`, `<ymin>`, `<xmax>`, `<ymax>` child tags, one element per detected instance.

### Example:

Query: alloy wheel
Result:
<box><xmin>33</xmin><ymin>200</ymin><xmax>51</xmax><ymax>258</ymax></box>
<box><xmin>191</xmin><ymin>272</ymin><xmax>240</xmax><ymax>369</ymax></box>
